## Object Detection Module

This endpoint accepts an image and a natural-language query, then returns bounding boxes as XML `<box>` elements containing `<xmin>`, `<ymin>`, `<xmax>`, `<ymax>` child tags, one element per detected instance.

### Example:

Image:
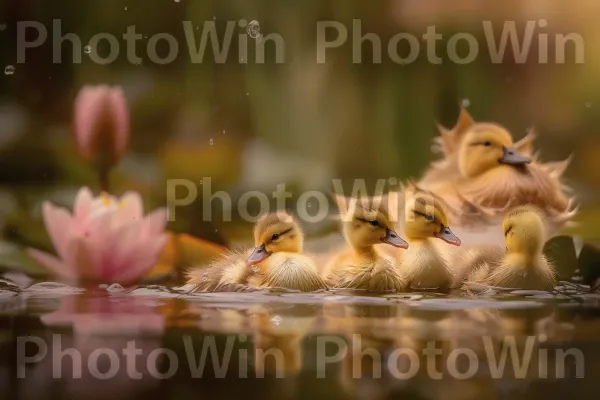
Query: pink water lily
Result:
<box><xmin>27</xmin><ymin>187</ymin><xmax>168</xmax><ymax>285</ymax></box>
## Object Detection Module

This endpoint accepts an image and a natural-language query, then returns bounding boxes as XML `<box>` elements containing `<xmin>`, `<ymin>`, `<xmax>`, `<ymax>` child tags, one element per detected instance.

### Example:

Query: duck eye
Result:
<box><xmin>369</xmin><ymin>220</ymin><xmax>380</xmax><ymax>227</ymax></box>
<box><xmin>504</xmin><ymin>227</ymin><xmax>513</xmax><ymax>237</ymax></box>
<box><xmin>425</xmin><ymin>214</ymin><xmax>434</xmax><ymax>222</ymax></box>
<box><xmin>271</xmin><ymin>233</ymin><xmax>280</xmax><ymax>241</ymax></box>
<box><xmin>483</xmin><ymin>141</ymin><xmax>492</xmax><ymax>147</ymax></box>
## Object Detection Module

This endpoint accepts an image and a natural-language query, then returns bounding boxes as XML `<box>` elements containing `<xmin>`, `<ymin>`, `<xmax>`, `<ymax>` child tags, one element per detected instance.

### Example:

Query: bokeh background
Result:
<box><xmin>1</xmin><ymin>0</ymin><xmax>600</xmax><ymax>267</ymax></box>
<box><xmin>2</xmin><ymin>3</ymin><xmax>600</xmax><ymax>400</ymax></box>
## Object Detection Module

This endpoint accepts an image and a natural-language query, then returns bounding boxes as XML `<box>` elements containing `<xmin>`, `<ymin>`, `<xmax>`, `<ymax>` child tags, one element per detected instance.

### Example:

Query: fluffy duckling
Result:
<box><xmin>187</xmin><ymin>212</ymin><xmax>327</xmax><ymax>292</ymax></box>
<box><xmin>419</xmin><ymin>108</ymin><xmax>575</xmax><ymax>240</ymax></box>
<box><xmin>456</xmin><ymin>206</ymin><xmax>557</xmax><ymax>290</ymax></box>
<box><xmin>323</xmin><ymin>195</ymin><xmax>409</xmax><ymax>292</ymax></box>
<box><xmin>398</xmin><ymin>186</ymin><xmax>461</xmax><ymax>290</ymax></box>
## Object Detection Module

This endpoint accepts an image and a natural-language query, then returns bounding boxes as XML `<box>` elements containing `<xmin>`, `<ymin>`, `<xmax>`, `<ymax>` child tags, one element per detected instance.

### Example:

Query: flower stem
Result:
<box><xmin>98</xmin><ymin>166</ymin><xmax>110</xmax><ymax>193</ymax></box>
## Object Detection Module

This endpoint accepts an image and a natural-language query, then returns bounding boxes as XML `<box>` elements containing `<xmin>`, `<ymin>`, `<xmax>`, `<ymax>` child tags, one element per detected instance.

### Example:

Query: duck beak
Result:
<box><xmin>499</xmin><ymin>147</ymin><xmax>532</xmax><ymax>166</ymax></box>
<box><xmin>247</xmin><ymin>244</ymin><xmax>270</xmax><ymax>266</ymax></box>
<box><xmin>382</xmin><ymin>228</ymin><xmax>409</xmax><ymax>249</ymax></box>
<box><xmin>435</xmin><ymin>225</ymin><xmax>461</xmax><ymax>246</ymax></box>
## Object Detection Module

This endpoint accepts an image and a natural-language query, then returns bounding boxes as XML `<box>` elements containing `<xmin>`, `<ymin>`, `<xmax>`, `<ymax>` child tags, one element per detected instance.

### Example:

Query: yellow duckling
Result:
<box><xmin>456</xmin><ymin>206</ymin><xmax>557</xmax><ymax>290</ymax></box>
<box><xmin>398</xmin><ymin>186</ymin><xmax>461</xmax><ymax>290</ymax></box>
<box><xmin>323</xmin><ymin>195</ymin><xmax>409</xmax><ymax>292</ymax></box>
<box><xmin>187</xmin><ymin>212</ymin><xmax>327</xmax><ymax>292</ymax></box>
<box><xmin>419</xmin><ymin>108</ymin><xmax>575</xmax><ymax>240</ymax></box>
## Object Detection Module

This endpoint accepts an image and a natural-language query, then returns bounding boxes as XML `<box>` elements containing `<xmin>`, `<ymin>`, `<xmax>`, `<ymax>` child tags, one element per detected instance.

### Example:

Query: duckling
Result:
<box><xmin>398</xmin><ymin>185</ymin><xmax>461</xmax><ymax>290</ymax></box>
<box><xmin>186</xmin><ymin>212</ymin><xmax>327</xmax><ymax>292</ymax></box>
<box><xmin>323</xmin><ymin>195</ymin><xmax>409</xmax><ymax>292</ymax></box>
<box><xmin>456</xmin><ymin>206</ymin><xmax>557</xmax><ymax>290</ymax></box>
<box><xmin>419</xmin><ymin>108</ymin><xmax>576</xmax><ymax>241</ymax></box>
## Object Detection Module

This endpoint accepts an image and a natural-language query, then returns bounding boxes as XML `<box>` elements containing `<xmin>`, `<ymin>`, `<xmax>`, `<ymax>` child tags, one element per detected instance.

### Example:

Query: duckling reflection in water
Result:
<box><xmin>323</xmin><ymin>194</ymin><xmax>409</xmax><ymax>292</ymax></box>
<box><xmin>396</xmin><ymin>184</ymin><xmax>461</xmax><ymax>291</ymax></box>
<box><xmin>455</xmin><ymin>206</ymin><xmax>557</xmax><ymax>290</ymax></box>
<box><xmin>186</xmin><ymin>211</ymin><xmax>327</xmax><ymax>292</ymax></box>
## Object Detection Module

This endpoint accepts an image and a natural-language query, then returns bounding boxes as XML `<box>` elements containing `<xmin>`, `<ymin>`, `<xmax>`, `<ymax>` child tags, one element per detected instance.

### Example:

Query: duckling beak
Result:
<box><xmin>499</xmin><ymin>147</ymin><xmax>532</xmax><ymax>166</ymax></box>
<box><xmin>435</xmin><ymin>225</ymin><xmax>461</xmax><ymax>246</ymax></box>
<box><xmin>382</xmin><ymin>228</ymin><xmax>409</xmax><ymax>249</ymax></box>
<box><xmin>247</xmin><ymin>244</ymin><xmax>270</xmax><ymax>266</ymax></box>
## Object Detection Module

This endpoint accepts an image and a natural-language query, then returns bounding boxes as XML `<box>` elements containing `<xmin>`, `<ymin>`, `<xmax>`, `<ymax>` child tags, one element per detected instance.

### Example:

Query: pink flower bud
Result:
<box><xmin>74</xmin><ymin>85</ymin><xmax>130</xmax><ymax>167</ymax></box>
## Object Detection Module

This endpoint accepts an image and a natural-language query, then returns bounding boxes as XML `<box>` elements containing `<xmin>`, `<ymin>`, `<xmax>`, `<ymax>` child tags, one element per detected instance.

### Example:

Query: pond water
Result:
<box><xmin>1</xmin><ymin>281</ymin><xmax>599</xmax><ymax>400</ymax></box>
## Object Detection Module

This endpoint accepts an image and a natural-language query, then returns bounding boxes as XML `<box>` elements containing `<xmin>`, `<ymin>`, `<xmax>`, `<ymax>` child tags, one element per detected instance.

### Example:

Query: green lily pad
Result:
<box><xmin>578</xmin><ymin>242</ymin><xmax>600</xmax><ymax>286</ymax></box>
<box><xmin>543</xmin><ymin>235</ymin><xmax>577</xmax><ymax>281</ymax></box>
<box><xmin>0</xmin><ymin>240</ymin><xmax>47</xmax><ymax>277</ymax></box>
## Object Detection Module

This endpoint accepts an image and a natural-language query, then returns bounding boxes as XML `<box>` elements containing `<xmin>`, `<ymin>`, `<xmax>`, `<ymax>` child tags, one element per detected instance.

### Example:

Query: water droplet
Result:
<box><xmin>247</xmin><ymin>20</ymin><xmax>262</xmax><ymax>39</ymax></box>
<box><xmin>271</xmin><ymin>315</ymin><xmax>282</xmax><ymax>326</ymax></box>
<box><xmin>0</xmin><ymin>23</ymin><xmax>6</xmax><ymax>31</ymax></box>
<box><xmin>124</xmin><ymin>6</ymin><xmax>128</xmax><ymax>10</ymax></box>
<box><xmin>209</xmin><ymin>138</ymin><xmax>214</xmax><ymax>146</ymax></box>
<box><xmin>246</xmin><ymin>92</ymin><xmax>250</xmax><ymax>96</ymax></box>
<box><xmin>586</xmin><ymin>102</ymin><xmax>592</xmax><ymax>108</ymax></box>
<box><xmin>202</xmin><ymin>272</ymin><xmax>208</xmax><ymax>282</ymax></box>
<box><xmin>199</xmin><ymin>179</ymin><xmax>203</xmax><ymax>185</ymax></box>
<box><xmin>213</xmin><ymin>16</ymin><xmax>216</xmax><ymax>20</ymax></box>
<box><xmin>461</xmin><ymin>98</ymin><xmax>470</xmax><ymax>108</ymax></box>
<box><xmin>222</xmin><ymin>129</ymin><xmax>226</xmax><ymax>134</ymax></box>
<box><xmin>84</xmin><ymin>45</ymin><xmax>92</xmax><ymax>54</ymax></box>
<box><xmin>107</xmin><ymin>283</ymin><xmax>125</xmax><ymax>293</ymax></box>
<box><xmin>174</xmin><ymin>0</ymin><xmax>181</xmax><ymax>2</ymax></box>
<box><xmin>4</xmin><ymin>65</ymin><xmax>14</xmax><ymax>75</ymax></box>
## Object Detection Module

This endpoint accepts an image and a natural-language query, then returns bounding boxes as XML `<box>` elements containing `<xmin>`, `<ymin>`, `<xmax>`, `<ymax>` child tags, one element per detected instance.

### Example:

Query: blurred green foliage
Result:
<box><xmin>0</xmin><ymin>0</ymin><xmax>599</xmax><ymax>253</ymax></box>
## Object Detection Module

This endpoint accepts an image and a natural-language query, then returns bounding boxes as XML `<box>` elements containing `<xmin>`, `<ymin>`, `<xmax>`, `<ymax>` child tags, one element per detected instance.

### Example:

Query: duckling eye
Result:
<box><xmin>425</xmin><ymin>214</ymin><xmax>434</xmax><ymax>222</ymax></box>
<box><xmin>483</xmin><ymin>141</ymin><xmax>492</xmax><ymax>147</ymax></box>
<box><xmin>504</xmin><ymin>227</ymin><xmax>513</xmax><ymax>237</ymax></box>
<box><xmin>369</xmin><ymin>220</ymin><xmax>380</xmax><ymax>227</ymax></box>
<box><xmin>271</xmin><ymin>233</ymin><xmax>280</xmax><ymax>241</ymax></box>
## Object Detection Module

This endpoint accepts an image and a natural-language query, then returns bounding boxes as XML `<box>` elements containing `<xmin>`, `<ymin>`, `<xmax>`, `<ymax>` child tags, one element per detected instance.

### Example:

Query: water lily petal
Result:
<box><xmin>63</xmin><ymin>237</ymin><xmax>97</xmax><ymax>281</ymax></box>
<box><xmin>99</xmin><ymin>220</ymin><xmax>145</xmax><ymax>279</ymax></box>
<box><xmin>73</xmin><ymin>187</ymin><xmax>94</xmax><ymax>224</ymax></box>
<box><xmin>85</xmin><ymin>206</ymin><xmax>115</xmax><ymax>240</ymax></box>
<box><xmin>119</xmin><ymin>191</ymin><xmax>144</xmax><ymax>222</ymax></box>
<box><xmin>112</xmin><ymin>234</ymin><xmax>168</xmax><ymax>285</ymax></box>
<box><xmin>26</xmin><ymin>248</ymin><xmax>74</xmax><ymax>279</ymax></box>
<box><xmin>143</xmin><ymin>208</ymin><xmax>167</xmax><ymax>237</ymax></box>
<box><xmin>74</xmin><ymin>86</ymin><xmax>108</xmax><ymax>159</ymax></box>
<box><xmin>42</xmin><ymin>202</ymin><xmax>74</xmax><ymax>260</ymax></box>
<box><xmin>107</xmin><ymin>87</ymin><xmax>130</xmax><ymax>161</ymax></box>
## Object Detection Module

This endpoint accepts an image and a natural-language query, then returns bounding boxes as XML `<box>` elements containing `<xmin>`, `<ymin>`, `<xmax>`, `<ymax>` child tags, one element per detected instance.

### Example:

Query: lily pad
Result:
<box><xmin>543</xmin><ymin>235</ymin><xmax>577</xmax><ymax>281</ymax></box>
<box><xmin>578</xmin><ymin>242</ymin><xmax>600</xmax><ymax>286</ymax></box>
<box><xmin>0</xmin><ymin>240</ymin><xmax>46</xmax><ymax>276</ymax></box>
<box><xmin>144</xmin><ymin>231</ymin><xmax>228</xmax><ymax>283</ymax></box>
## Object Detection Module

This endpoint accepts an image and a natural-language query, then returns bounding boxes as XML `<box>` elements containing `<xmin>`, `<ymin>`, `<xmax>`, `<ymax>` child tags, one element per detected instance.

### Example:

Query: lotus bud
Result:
<box><xmin>74</xmin><ymin>85</ymin><xmax>130</xmax><ymax>172</ymax></box>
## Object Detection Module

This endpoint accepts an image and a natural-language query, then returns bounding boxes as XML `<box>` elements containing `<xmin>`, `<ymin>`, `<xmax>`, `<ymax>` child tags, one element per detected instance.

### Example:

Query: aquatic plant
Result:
<box><xmin>74</xmin><ymin>85</ymin><xmax>130</xmax><ymax>191</ymax></box>
<box><xmin>26</xmin><ymin>187</ymin><xmax>167</xmax><ymax>285</ymax></box>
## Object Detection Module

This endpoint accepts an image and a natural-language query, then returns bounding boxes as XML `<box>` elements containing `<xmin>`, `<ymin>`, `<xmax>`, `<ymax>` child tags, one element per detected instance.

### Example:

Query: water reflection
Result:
<box><xmin>0</xmin><ymin>284</ymin><xmax>598</xmax><ymax>399</ymax></box>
